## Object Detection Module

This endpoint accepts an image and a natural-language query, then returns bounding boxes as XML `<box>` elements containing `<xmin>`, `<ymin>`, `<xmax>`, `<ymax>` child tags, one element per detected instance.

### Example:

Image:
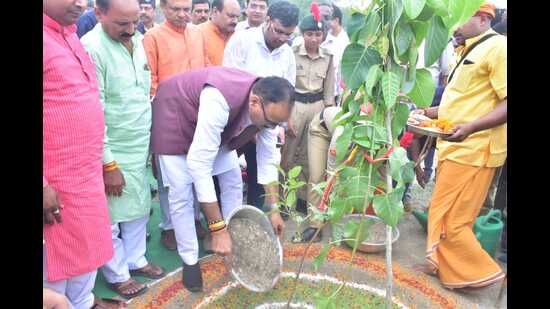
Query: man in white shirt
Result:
<box><xmin>235</xmin><ymin>0</ymin><xmax>268</xmax><ymax>31</ymax></box>
<box><xmin>223</xmin><ymin>0</ymin><xmax>299</xmax><ymax>210</ymax></box>
<box><xmin>323</xmin><ymin>4</ymin><xmax>350</xmax><ymax>102</ymax></box>
<box><xmin>150</xmin><ymin>67</ymin><xmax>292</xmax><ymax>292</ymax></box>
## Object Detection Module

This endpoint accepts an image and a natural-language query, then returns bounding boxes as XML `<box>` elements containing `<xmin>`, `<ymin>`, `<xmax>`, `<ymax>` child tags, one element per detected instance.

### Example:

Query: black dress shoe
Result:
<box><xmin>291</xmin><ymin>227</ymin><xmax>322</xmax><ymax>243</ymax></box>
<box><xmin>182</xmin><ymin>261</ymin><xmax>203</xmax><ymax>292</ymax></box>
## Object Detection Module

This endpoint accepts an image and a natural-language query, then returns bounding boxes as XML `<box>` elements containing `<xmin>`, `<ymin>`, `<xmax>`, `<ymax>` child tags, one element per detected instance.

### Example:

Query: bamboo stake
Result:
<box><xmin>384</xmin><ymin>111</ymin><xmax>394</xmax><ymax>309</ymax></box>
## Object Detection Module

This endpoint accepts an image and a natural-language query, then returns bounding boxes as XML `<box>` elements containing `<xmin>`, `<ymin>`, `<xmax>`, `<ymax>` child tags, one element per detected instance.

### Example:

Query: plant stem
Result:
<box><xmin>285</xmin><ymin>145</ymin><xmax>361</xmax><ymax>309</ymax></box>
<box><xmin>384</xmin><ymin>111</ymin><xmax>394</xmax><ymax>309</ymax></box>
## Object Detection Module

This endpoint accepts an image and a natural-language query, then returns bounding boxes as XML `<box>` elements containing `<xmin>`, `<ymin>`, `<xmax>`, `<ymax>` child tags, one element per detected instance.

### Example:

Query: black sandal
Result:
<box><xmin>291</xmin><ymin>227</ymin><xmax>322</xmax><ymax>243</ymax></box>
<box><xmin>182</xmin><ymin>261</ymin><xmax>203</xmax><ymax>292</ymax></box>
<box><xmin>108</xmin><ymin>279</ymin><xmax>148</xmax><ymax>299</ymax></box>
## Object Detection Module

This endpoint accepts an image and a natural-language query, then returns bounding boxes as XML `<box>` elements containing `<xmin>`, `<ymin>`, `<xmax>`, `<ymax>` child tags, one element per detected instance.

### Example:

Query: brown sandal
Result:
<box><xmin>91</xmin><ymin>297</ymin><xmax>127</xmax><ymax>308</ymax></box>
<box><xmin>108</xmin><ymin>279</ymin><xmax>148</xmax><ymax>299</ymax></box>
<box><xmin>130</xmin><ymin>264</ymin><xmax>166</xmax><ymax>279</ymax></box>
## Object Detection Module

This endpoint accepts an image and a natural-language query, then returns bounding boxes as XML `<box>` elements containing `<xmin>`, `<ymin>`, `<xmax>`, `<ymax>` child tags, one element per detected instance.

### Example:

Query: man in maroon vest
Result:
<box><xmin>150</xmin><ymin>67</ymin><xmax>294</xmax><ymax>291</ymax></box>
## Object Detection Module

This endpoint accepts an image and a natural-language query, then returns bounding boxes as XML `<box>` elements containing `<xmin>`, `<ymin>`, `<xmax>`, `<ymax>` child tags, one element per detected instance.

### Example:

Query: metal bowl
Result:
<box><xmin>334</xmin><ymin>214</ymin><xmax>400</xmax><ymax>253</ymax></box>
<box><xmin>225</xmin><ymin>205</ymin><xmax>283</xmax><ymax>292</ymax></box>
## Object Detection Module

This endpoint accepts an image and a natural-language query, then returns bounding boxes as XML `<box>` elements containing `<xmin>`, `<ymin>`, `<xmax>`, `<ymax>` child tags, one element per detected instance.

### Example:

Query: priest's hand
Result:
<box><xmin>104</xmin><ymin>168</ymin><xmax>126</xmax><ymax>197</ymax></box>
<box><xmin>443</xmin><ymin>123</ymin><xmax>475</xmax><ymax>142</ymax></box>
<box><xmin>43</xmin><ymin>185</ymin><xmax>63</xmax><ymax>225</ymax></box>
<box><xmin>211</xmin><ymin>228</ymin><xmax>232</xmax><ymax>257</ymax></box>
<box><xmin>270</xmin><ymin>212</ymin><xmax>285</xmax><ymax>236</ymax></box>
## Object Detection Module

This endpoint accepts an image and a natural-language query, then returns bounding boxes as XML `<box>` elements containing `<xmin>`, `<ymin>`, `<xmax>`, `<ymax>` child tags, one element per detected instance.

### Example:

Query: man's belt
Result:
<box><xmin>295</xmin><ymin>92</ymin><xmax>324</xmax><ymax>103</ymax></box>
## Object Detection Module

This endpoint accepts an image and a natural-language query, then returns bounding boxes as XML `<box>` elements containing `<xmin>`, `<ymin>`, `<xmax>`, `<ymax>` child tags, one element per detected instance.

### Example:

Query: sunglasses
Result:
<box><xmin>259</xmin><ymin>101</ymin><xmax>279</xmax><ymax>129</ymax></box>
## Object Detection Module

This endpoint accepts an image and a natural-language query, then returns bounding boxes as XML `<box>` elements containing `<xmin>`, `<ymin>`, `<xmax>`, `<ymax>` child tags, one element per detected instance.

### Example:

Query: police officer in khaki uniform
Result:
<box><xmin>281</xmin><ymin>13</ymin><xmax>335</xmax><ymax>212</ymax></box>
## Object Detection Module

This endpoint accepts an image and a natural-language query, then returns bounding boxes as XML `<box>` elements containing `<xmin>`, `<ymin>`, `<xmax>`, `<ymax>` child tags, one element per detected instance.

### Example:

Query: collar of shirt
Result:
<box><xmin>43</xmin><ymin>13</ymin><xmax>77</xmax><ymax>36</ymax></box>
<box><xmin>164</xmin><ymin>20</ymin><xmax>187</xmax><ymax>34</ymax></box>
<box><xmin>254</xmin><ymin>26</ymin><xmax>286</xmax><ymax>56</ymax></box>
<box><xmin>98</xmin><ymin>25</ymin><xmax>142</xmax><ymax>53</ymax></box>
<box><xmin>463</xmin><ymin>28</ymin><xmax>497</xmax><ymax>55</ymax></box>
<box><xmin>297</xmin><ymin>41</ymin><xmax>328</xmax><ymax>59</ymax></box>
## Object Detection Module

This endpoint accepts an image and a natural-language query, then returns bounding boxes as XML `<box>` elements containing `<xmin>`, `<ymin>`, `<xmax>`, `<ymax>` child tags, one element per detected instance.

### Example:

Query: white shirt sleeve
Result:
<box><xmin>286</xmin><ymin>49</ymin><xmax>297</xmax><ymax>87</ymax></box>
<box><xmin>256</xmin><ymin>126</ymin><xmax>280</xmax><ymax>185</ymax></box>
<box><xmin>187</xmin><ymin>86</ymin><xmax>230</xmax><ymax>203</ymax></box>
<box><xmin>223</xmin><ymin>32</ymin><xmax>246</xmax><ymax>70</ymax></box>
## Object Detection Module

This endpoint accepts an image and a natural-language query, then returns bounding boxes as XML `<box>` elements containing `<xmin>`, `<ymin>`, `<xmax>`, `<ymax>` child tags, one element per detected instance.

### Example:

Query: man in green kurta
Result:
<box><xmin>81</xmin><ymin>0</ymin><xmax>165</xmax><ymax>299</ymax></box>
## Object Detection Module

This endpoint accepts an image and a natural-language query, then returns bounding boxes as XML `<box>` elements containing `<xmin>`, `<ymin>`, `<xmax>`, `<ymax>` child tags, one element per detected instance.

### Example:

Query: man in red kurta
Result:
<box><xmin>43</xmin><ymin>1</ymin><xmax>114</xmax><ymax>308</ymax></box>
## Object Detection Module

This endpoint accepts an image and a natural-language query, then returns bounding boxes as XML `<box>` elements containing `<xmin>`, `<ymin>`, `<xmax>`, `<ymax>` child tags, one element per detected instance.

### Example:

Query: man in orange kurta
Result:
<box><xmin>143</xmin><ymin>0</ymin><xmax>210</xmax><ymax>97</ymax></box>
<box><xmin>142</xmin><ymin>0</ymin><xmax>210</xmax><ymax>251</ymax></box>
<box><xmin>411</xmin><ymin>3</ymin><xmax>507</xmax><ymax>290</ymax></box>
<box><xmin>198</xmin><ymin>0</ymin><xmax>241</xmax><ymax>65</ymax></box>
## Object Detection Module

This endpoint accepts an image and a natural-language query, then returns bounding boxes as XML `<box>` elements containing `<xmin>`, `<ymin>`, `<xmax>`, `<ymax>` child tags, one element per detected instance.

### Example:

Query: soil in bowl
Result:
<box><xmin>228</xmin><ymin>217</ymin><xmax>280</xmax><ymax>291</ymax></box>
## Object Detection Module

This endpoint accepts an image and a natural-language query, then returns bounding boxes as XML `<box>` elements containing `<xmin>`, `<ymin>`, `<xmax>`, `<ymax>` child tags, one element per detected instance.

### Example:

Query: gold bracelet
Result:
<box><xmin>210</xmin><ymin>225</ymin><xmax>227</xmax><ymax>234</ymax></box>
<box><xmin>208</xmin><ymin>220</ymin><xmax>226</xmax><ymax>231</ymax></box>
<box><xmin>104</xmin><ymin>162</ymin><xmax>118</xmax><ymax>172</ymax></box>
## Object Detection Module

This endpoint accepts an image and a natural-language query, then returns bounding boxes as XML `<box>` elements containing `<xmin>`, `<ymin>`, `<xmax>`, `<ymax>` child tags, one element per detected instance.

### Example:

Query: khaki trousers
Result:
<box><xmin>281</xmin><ymin>100</ymin><xmax>325</xmax><ymax>201</ymax></box>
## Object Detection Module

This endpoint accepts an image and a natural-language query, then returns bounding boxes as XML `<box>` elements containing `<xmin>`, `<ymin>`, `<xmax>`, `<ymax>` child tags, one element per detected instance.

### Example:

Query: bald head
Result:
<box><xmin>211</xmin><ymin>0</ymin><xmax>241</xmax><ymax>35</ymax></box>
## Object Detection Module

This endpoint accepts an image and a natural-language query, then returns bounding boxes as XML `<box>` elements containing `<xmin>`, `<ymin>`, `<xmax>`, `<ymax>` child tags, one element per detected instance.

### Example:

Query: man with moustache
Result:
<box><xmin>198</xmin><ymin>0</ymin><xmax>241</xmax><ymax>65</ymax></box>
<box><xmin>137</xmin><ymin>0</ymin><xmax>157</xmax><ymax>34</ymax></box>
<box><xmin>43</xmin><ymin>0</ymin><xmax>114</xmax><ymax>308</ymax></box>
<box><xmin>81</xmin><ymin>0</ymin><xmax>166</xmax><ymax>299</ymax></box>
<box><xmin>191</xmin><ymin>0</ymin><xmax>210</xmax><ymax>25</ymax></box>
<box><xmin>235</xmin><ymin>0</ymin><xmax>268</xmax><ymax>31</ymax></box>
<box><xmin>223</xmin><ymin>0</ymin><xmax>299</xmax><ymax>210</ymax></box>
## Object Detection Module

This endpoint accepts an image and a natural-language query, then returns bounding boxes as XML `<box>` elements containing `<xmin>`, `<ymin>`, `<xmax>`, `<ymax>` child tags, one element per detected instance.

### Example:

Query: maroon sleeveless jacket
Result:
<box><xmin>150</xmin><ymin>67</ymin><xmax>260</xmax><ymax>155</ymax></box>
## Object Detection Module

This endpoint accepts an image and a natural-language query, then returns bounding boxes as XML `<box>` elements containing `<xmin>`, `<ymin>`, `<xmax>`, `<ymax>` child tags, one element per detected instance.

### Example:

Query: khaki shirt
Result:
<box><xmin>293</xmin><ymin>42</ymin><xmax>335</xmax><ymax>106</ymax></box>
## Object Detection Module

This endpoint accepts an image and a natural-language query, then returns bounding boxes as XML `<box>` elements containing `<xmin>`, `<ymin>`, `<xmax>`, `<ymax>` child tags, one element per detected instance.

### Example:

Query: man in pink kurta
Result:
<box><xmin>43</xmin><ymin>1</ymin><xmax>113</xmax><ymax>308</ymax></box>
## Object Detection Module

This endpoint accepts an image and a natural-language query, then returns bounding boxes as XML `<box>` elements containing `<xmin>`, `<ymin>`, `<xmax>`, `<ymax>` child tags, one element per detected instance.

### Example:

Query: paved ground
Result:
<box><xmin>282</xmin><ymin>179</ymin><xmax>507</xmax><ymax>309</ymax></box>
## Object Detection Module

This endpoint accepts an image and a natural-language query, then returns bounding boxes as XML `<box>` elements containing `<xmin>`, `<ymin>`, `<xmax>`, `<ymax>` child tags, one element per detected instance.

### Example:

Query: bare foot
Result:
<box><xmin>413</xmin><ymin>263</ymin><xmax>437</xmax><ymax>276</ymax></box>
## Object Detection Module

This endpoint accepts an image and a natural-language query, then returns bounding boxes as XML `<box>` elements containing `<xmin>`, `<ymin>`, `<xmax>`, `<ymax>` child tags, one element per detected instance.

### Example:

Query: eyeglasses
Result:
<box><xmin>269</xmin><ymin>21</ymin><xmax>293</xmax><ymax>39</ymax></box>
<box><xmin>259</xmin><ymin>101</ymin><xmax>279</xmax><ymax>129</ymax></box>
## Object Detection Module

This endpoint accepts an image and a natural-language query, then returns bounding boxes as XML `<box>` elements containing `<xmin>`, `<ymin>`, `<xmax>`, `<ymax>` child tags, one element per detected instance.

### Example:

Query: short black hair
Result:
<box><xmin>193</xmin><ymin>0</ymin><xmax>211</xmax><ymax>10</ymax></box>
<box><xmin>95</xmin><ymin>0</ymin><xmax>110</xmax><ymax>11</ymax></box>
<box><xmin>246</xmin><ymin>0</ymin><xmax>268</xmax><ymax>6</ymax></box>
<box><xmin>267</xmin><ymin>1</ymin><xmax>299</xmax><ymax>28</ymax></box>
<box><xmin>332</xmin><ymin>4</ymin><xmax>342</xmax><ymax>25</ymax></box>
<box><xmin>211</xmin><ymin>0</ymin><xmax>223</xmax><ymax>12</ymax></box>
<box><xmin>97</xmin><ymin>0</ymin><xmax>140</xmax><ymax>12</ymax></box>
<box><xmin>252</xmin><ymin>76</ymin><xmax>295</xmax><ymax>107</ymax></box>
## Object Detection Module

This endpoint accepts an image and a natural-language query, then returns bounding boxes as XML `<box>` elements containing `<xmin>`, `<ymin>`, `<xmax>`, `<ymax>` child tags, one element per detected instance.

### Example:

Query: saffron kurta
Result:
<box><xmin>43</xmin><ymin>14</ymin><xmax>113</xmax><ymax>281</ymax></box>
<box><xmin>81</xmin><ymin>25</ymin><xmax>152</xmax><ymax>223</ymax></box>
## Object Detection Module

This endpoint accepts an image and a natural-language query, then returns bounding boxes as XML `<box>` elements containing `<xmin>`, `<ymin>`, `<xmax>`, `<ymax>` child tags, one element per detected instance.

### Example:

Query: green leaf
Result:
<box><xmin>343</xmin><ymin>219</ymin><xmax>359</xmax><ymax>239</ymax></box>
<box><xmin>424</xmin><ymin>15</ymin><xmax>449</xmax><ymax>67</ymax></box>
<box><xmin>359</xmin><ymin>10</ymin><xmax>381</xmax><ymax>47</ymax></box>
<box><xmin>365</xmin><ymin>64</ymin><xmax>382</xmax><ymax>97</ymax></box>
<box><xmin>288</xmin><ymin>166</ymin><xmax>302</xmax><ymax>179</ymax></box>
<box><xmin>286</xmin><ymin>190</ymin><xmax>296</xmax><ymax>208</ymax></box>
<box><xmin>392</xmin><ymin>103</ymin><xmax>410</xmax><ymax>141</ymax></box>
<box><xmin>442</xmin><ymin>0</ymin><xmax>465</xmax><ymax>29</ymax></box>
<box><xmin>426</xmin><ymin>0</ymin><xmax>449</xmax><ymax>17</ymax></box>
<box><xmin>410</xmin><ymin>20</ymin><xmax>429</xmax><ymax>45</ymax></box>
<box><xmin>341</xmin><ymin>44</ymin><xmax>383</xmax><ymax>90</ymax></box>
<box><xmin>457</xmin><ymin>0</ymin><xmax>484</xmax><ymax>29</ymax></box>
<box><xmin>385</xmin><ymin>0</ymin><xmax>404</xmax><ymax>33</ymax></box>
<box><xmin>313</xmin><ymin>244</ymin><xmax>331</xmax><ymax>271</ymax></box>
<box><xmin>401</xmin><ymin>161</ymin><xmax>416</xmax><ymax>184</ymax></box>
<box><xmin>347</xmin><ymin>12</ymin><xmax>366</xmax><ymax>42</ymax></box>
<box><xmin>328</xmin><ymin>198</ymin><xmax>348</xmax><ymax>225</ymax></box>
<box><xmin>373</xmin><ymin>34</ymin><xmax>390</xmax><ymax>60</ymax></box>
<box><xmin>373</xmin><ymin>188</ymin><xmax>405</xmax><ymax>227</ymax></box>
<box><xmin>407</xmin><ymin>68</ymin><xmax>436</xmax><ymax>108</ymax></box>
<box><xmin>416</xmin><ymin>4</ymin><xmax>435</xmax><ymax>21</ymax></box>
<box><xmin>381</xmin><ymin>71</ymin><xmax>401</xmax><ymax>110</ymax></box>
<box><xmin>335</xmin><ymin>123</ymin><xmax>353</xmax><ymax>163</ymax></box>
<box><xmin>389</xmin><ymin>146</ymin><xmax>410</xmax><ymax>182</ymax></box>
<box><xmin>396</xmin><ymin>22</ymin><xmax>414</xmax><ymax>56</ymax></box>
<box><xmin>407</xmin><ymin>38</ymin><xmax>418</xmax><ymax>81</ymax></box>
<box><xmin>403</xmin><ymin>0</ymin><xmax>426</xmax><ymax>19</ymax></box>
